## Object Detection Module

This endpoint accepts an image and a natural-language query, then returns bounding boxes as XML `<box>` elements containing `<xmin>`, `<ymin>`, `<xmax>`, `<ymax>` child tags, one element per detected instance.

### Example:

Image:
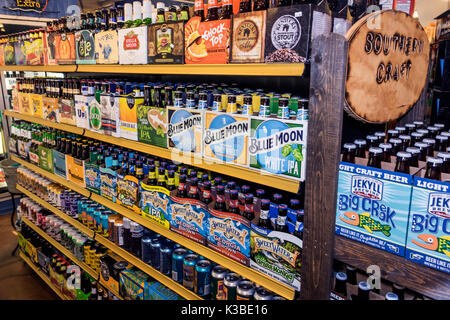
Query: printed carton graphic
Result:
<box><xmin>137</xmin><ymin>105</ymin><xmax>167</xmax><ymax>148</ymax></box>
<box><xmin>140</xmin><ymin>183</ymin><xmax>171</xmax><ymax>229</ymax></box>
<box><xmin>167</xmin><ymin>107</ymin><xmax>204</xmax><ymax>155</ymax></box>
<box><xmin>119</xmin><ymin>93</ymin><xmax>143</xmax><ymax>141</ymax></box>
<box><xmin>59</xmin><ymin>98</ymin><xmax>76</xmax><ymax>126</ymax></box>
<box><xmin>42</xmin><ymin>96</ymin><xmax>60</xmax><ymax>123</ymax></box>
<box><xmin>95</xmin><ymin>30</ymin><xmax>119</xmax><ymax>64</ymax></box>
<box><xmin>75</xmin><ymin>30</ymin><xmax>96</xmax><ymax>64</ymax></box>
<box><xmin>405</xmin><ymin>177</ymin><xmax>450</xmax><ymax>274</ymax></box>
<box><xmin>101</xmin><ymin>93</ymin><xmax>120</xmax><ymax>137</ymax></box>
<box><xmin>66</xmin><ymin>155</ymin><xmax>85</xmax><ymax>187</ymax></box>
<box><xmin>55</xmin><ymin>32</ymin><xmax>76</xmax><ymax>64</ymax></box>
<box><xmin>52</xmin><ymin>150</ymin><xmax>67</xmax><ymax>179</ymax></box>
<box><xmin>74</xmin><ymin>95</ymin><xmax>89</xmax><ymax>129</ymax></box>
<box><xmin>231</xmin><ymin>10</ymin><xmax>266</xmax><ymax>63</ymax></box>
<box><xmin>148</xmin><ymin>21</ymin><xmax>185</xmax><ymax>64</ymax></box>
<box><xmin>335</xmin><ymin>162</ymin><xmax>413</xmax><ymax>256</ymax></box>
<box><xmin>118</xmin><ymin>26</ymin><xmax>148</xmax><ymax>65</ymax></box>
<box><xmin>85</xmin><ymin>161</ymin><xmax>101</xmax><ymax>195</ymax></box>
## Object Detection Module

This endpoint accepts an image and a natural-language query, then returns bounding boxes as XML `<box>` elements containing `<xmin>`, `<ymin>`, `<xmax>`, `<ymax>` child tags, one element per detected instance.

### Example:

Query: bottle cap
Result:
<box><xmin>336</xmin><ymin>272</ymin><xmax>347</xmax><ymax>281</ymax></box>
<box><xmin>385</xmin><ymin>292</ymin><xmax>399</xmax><ymax>300</ymax></box>
<box><xmin>344</xmin><ymin>143</ymin><xmax>356</xmax><ymax>150</ymax></box>
<box><xmin>427</xmin><ymin>157</ymin><xmax>443</xmax><ymax>165</ymax></box>
<box><xmin>369</xmin><ymin>147</ymin><xmax>383</xmax><ymax>154</ymax></box>
<box><xmin>354</xmin><ymin>139</ymin><xmax>367</xmax><ymax>146</ymax></box>
<box><xmin>358</xmin><ymin>281</ymin><xmax>371</xmax><ymax>291</ymax></box>
<box><xmin>437</xmin><ymin>152</ymin><xmax>450</xmax><ymax>160</ymax></box>
<box><xmin>379</xmin><ymin>143</ymin><xmax>392</xmax><ymax>150</ymax></box>
<box><xmin>396</xmin><ymin>151</ymin><xmax>412</xmax><ymax>159</ymax></box>
<box><xmin>406</xmin><ymin>147</ymin><xmax>420</xmax><ymax>155</ymax></box>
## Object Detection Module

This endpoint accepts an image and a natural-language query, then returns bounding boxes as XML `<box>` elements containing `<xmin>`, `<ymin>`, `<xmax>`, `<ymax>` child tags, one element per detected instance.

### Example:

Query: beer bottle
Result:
<box><xmin>89</xmin><ymin>281</ymin><xmax>98</xmax><ymax>300</ymax></box>
<box><xmin>354</xmin><ymin>139</ymin><xmax>367</xmax><ymax>158</ymax></box>
<box><xmin>394</xmin><ymin>151</ymin><xmax>411</xmax><ymax>174</ymax></box>
<box><xmin>167</xmin><ymin>170</ymin><xmax>176</xmax><ymax>191</ymax></box>
<box><xmin>366</xmin><ymin>135</ymin><xmax>378</xmax><ymax>149</ymax></box>
<box><xmin>355</xmin><ymin>281</ymin><xmax>371</xmax><ymax>301</ymax></box>
<box><xmin>293</xmin><ymin>210</ymin><xmax>303</xmax><ymax>239</ymax></box>
<box><xmin>179</xmin><ymin>5</ymin><xmax>190</xmax><ymax>21</ymax></box>
<box><xmin>194</xmin><ymin>0</ymin><xmax>205</xmax><ymax>21</ymax></box>
<box><xmin>215</xmin><ymin>185</ymin><xmax>227</xmax><ymax>211</ymax></box>
<box><xmin>117</xmin><ymin>4</ymin><xmax>125</xmax><ymax>29</ymax></box>
<box><xmin>435</xmin><ymin>135</ymin><xmax>449</xmax><ymax>152</ymax></box>
<box><xmin>243</xmin><ymin>194</ymin><xmax>254</xmax><ymax>221</ymax></box>
<box><xmin>229</xmin><ymin>190</ymin><xmax>240</xmax><ymax>214</ymax></box>
<box><xmin>188</xmin><ymin>177</ymin><xmax>200</xmax><ymax>200</ymax></box>
<box><xmin>253</xmin><ymin>0</ymin><xmax>268</xmax><ymax>11</ymax></box>
<box><xmin>437</xmin><ymin>152</ymin><xmax>450</xmax><ymax>174</ymax></box>
<box><xmin>177</xmin><ymin>174</ymin><xmax>187</xmax><ymax>197</ymax></box>
<box><xmin>157</xmin><ymin>167</ymin><xmax>166</xmax><ymax>188</ymax></box>
<box><xmin>411</xmin><ymin>132</ymin><xmax>424</xmax><ymax>145</ymax></box>
<box><xmin>135</xmin><ymin>160</ymin><xmax>144</xmax><ymax>180</ymax></box>
<box><xmin>398</xmin><ymin>134</ymin><xmax>411</xmax><ymax>149</ymax></box>
<box><xmin>406</xmin><ymin>147</ymin><xmax>420</xmax><ymax>168</ymax></box>
<box><xmin>124</xmin><ymin>1</ymin><xmax>134</xmax><ymax>28</ymax></box>
<box><xmin>154</xmin><ymin>85</ymin><xmax>164</xmax><ymax>108</ymax></box>
<box><xmin>206</xmin><ymin>0</ymin><xmax>220</xmax><ymax>21</ymax></box>
<box><xmin>276</xmin><ymin>204</ymin><xmax>288</xmax><ymax>232</ymax></box>
<box><xmin>392</xmin><ymin>284</ymin><xmax>405</xmax><ymax>301</ymax></box>
<box><xmin>422</xmin><ymin>138</ymin><xmax>436</xmax><ymax>157</ymax></box>
<box><xmin>109</xmin><ymin>7</ymin><xmax>117</xmax><ymax>30</ymax></box>
<box><xmin>239</xmin><ymin>0</ymin><xmax>252</xmax><ymax>13</ymax></box>
<box><xmin>258</xmin><ymin>199</ymin><xmax>272</xmax><ymax>229</ymax></box>
<box><xmin>404</xmin><ymin>123</ymin><xmax>416</xmax><ymax>134</ymax></box>
<box><xmin>379</xmin><ymin>143</ymin><xmax>393</xmax><ymax>163</ymax></box>
<box><xmin>367</xmin><ymin>147</ymin><xmax>382</xmax><ymax>169</ymax></box>
<box><xmin>374</xmin><ymin>131</ymin><xmax>386</xmax><ymax>143</ymax></box>
<box><xmin>334</xmin><ymin>272</ymin><xmax>348</xmax><ymax>297</ymax></box>
<box><xmin>165</xmin><ymin>86</ymin><xmax>174</xmax><ymax>107</ymax></box>
<box><xmin>202</xmin><ymin>181</ymin><xmax>212</xmax><ymax>205</ymax></box>
<box><xmin>95</xmin><ymin>10</ymin><xmax>103</xmax><ymax>30</ymax></box>
<box><xmin>424</xmin><ymin>157</ymin><xmax>443</xmax><ymax>181</ymax></box>
<box><xmin>133</xmin><ymin>0</ymin><xmax>143</xmax><ymax>27</ymax></box>
<box><xmin>345</xmin><ymin>265</ymin><xmax>357</xmax><ymax>285</ymax></box>
<box><xmin>276</xmin><ymin>0</ymin><xmax>291</xmax><ymax>7</ymax></box>
<box><xmin>220</xmin><ymin>0</ymin><xmax>233</xmax><ymax>19</ymax></box>
<box><xmin>342</xmin><ymin>143</ymin><xmax>356</xmax><ymax>163</ymax></box>
<box><xmin>427</xmin><ymin>126</ymin><xmax>439</xmax><ymax>139</ymax></box>
<box><xmin>387</xmin><ymin>129</ymin><xmax>399</xmax><ymax>140</ymax></box>
<box><xmin>417</xmin><ymin>128</ymin><xmax>430</xmax><ymax>139</ymax></box>
<box><xmin>414</xmin><ymin>121</ymin><xmax>424</xmax><ymax>130</ymax></box>
<box><xmin>101</xmin><ymin>8</ymin><xmax>109</xmax><ymax>31</ymax></box>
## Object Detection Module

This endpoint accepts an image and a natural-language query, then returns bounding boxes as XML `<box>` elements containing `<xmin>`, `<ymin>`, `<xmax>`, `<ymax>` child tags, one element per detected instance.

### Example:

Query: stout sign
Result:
<box><xmin>345</xmin><ymin>10</ymin><xmax>430</xmax><ymax>123</ymax></box>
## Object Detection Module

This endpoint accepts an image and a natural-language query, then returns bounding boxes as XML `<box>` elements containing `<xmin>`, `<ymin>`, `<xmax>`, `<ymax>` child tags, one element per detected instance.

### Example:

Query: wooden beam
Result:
<box><xmin>300</xmin><ymin>34</ymin><xmax>348</xmax><ymax>300</ymax></box>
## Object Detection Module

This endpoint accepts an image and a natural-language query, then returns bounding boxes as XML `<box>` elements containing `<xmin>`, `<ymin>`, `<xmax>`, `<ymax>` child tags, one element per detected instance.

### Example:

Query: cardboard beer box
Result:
<box><xmin>118</xmin><ymin>26</ymin><xmax>148</xmax><ymax>65</ymax></box>
<box><xmin>137</xmin><ymin>104</ymin><xmax>167</xmax><ymax>148</ymax></box>
<box><xmin>29</xmin><ymin>145</ymin><xmax>40</xmax><ymax>167</ymax></box>
<box><xmin>87</xmin><ymin>95</ymin><xmax>103</xmax><ymax>134</ymax></box>
<box><xmin>74</xmin><ymin>95</ymin><xmax>90</xmax><ymax>129</ymax></box>
<box><xmin>24</xmin><ymin>31</ymin><xmax>45</xmax><ymax>65</ymax></box>
<box><xmin>75</xmin><ymin>30</ymin><xmax>96</xmax><ymax>64</ymax></box>
<box><xmin>85</xmin><ymin>160</ymin><xmax>101</xmax><ymax>195</ymax></box>
<box><xmin>13</xmin><ymin>37</ymin><xmax>26</xmax><ymax>65</ymax></box>
<box><xmin>3</xmin><ymin>40</ymin><xmax>15</xmax><ymax>65</ymax></box>
<box><xmin>119</xmin><ymin>93</ymin><xmax>144</xmax><ymax>141</ymax></box>
<box><xmin>59</xmin><ymin>98</ymin><xmax>76</xmax><ymax>125</ymax></box>
<box><xmin>30</xmin><ymin>93</ymin><xmax>44</xmax><ymax>118</ymax></box>
<box><xmin>0</xmin><ymin>40</ymin><xmax>5</xmax><ymax>66</ymax></box>
<box><xmin>119</xmin><ymin>268</ymin><xmax>149</xmax><ymax>300</ymax></box>
<box><xmin>207</xmin><ymin>205</ymin><xmax>251</xmax><ymax>265</ymax></box>
<box><xmin>11</xmin><ymin>87</ymin><xmax>20</xmax><ymax>113</ymax></box>
<box><xmin>140</xmin><ymin>182</ymin><xmax>172</xmax><ymax>229</ymax></box>
<box><xmin>167</xmin><ymin>107</ymin><xmax>204</xmax><ymax>156</ymax></box>
<box><xmin>231</xmin><ymin>10</ymin><xmax>266</xmax><ymax>63</ymax></box>
<box><xmin>168</xmin><ymin>194</ymin><xmax>209</xmax><ymax>245</ymax></box>
<box><xmin>43</xmin><ymin>31</ymin><xmax>58</xmax><ymax>65</ymax></box>
<box><xmin>42</xmin><ymin>96</ymin><xmax>60</xmax><ymax>123</ymax></box>
<box><xmin>100</xmin><ymin>156</ymin><xmax>117</xmax><ymax>203</ymax></box>
<box><xmin>95</xmin><ymin>30</ymin><xmax>119</xmax><ymax>64</ymax></box>
<box><xmin>66</xmin><ymin>155</ymin><xmax>85</xmax><ymax>187</ymax></box>
<box><xmin>100</xmin><ymin>253</ymin><xmax>128</xmax><ymax>294</ymax></box>
<box><xmin>18</xmin><ymin>92</ymin><xmax>32</xmax><ymax>115</ymax></box>
<box><xmin>38</xmin><ymin>145</ymin><xmax>54</xmax><ymax>173</ymax></box>
<box><xmin>55</xmin><ymin>32</ymin><xmax>76</xmax><ymax>64</ymax></box>
<box><xmin>405</xmin><ymin>177</ymin><xmax>450</xmax><ymax>274</ymax></box>
<box><xmin>100</xmin><ymin>92</ymin><xmax>120</xmax><ymax>137</ymax></box>
<box><xmin>52</xmin><ymin>150</ymin><xmax>67</xmax><ymax>179</ymax></box>
<box><xmin>116</xmin><ymin>169</ymin><xmax>141</xmax><ymax>214</ymax></box>
<box><xmin>17</xmin><ymin>139</ymin><xmax>31</xmax><ymax>161</ymax></box>
<box><xmin>148</xmin><ymin>21</ymin><xmax>185</xmax><ymax>64</ymax></box>
<box><xmin>184</xmin><ymin>17</ymin><xmax>231</xmax><ymax>64</ymax></box>
<box><xmin>249</xmin><ymin>117</ymin><xmax>308</xmax><ymax>180</ymax></box>
<box><xmin>335</xmin><ymin>162</ymin><xmax>413</xmax><ymax>256</ymax></box>
<box><xmin>264</xmin><ymin>4</ymin><xmax>312</xmax><ymax>63</ymax></box>
<box><xmin>203</xmin><ymin>111</ymin><xmax>249</xmax><ymax>166</ymax></box>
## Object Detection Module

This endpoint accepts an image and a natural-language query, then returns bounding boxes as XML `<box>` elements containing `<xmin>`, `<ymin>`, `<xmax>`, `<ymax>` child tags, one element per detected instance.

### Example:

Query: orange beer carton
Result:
<box><xmin>184</xmin><ymin>16</ymin><xmax>231</xmax><ymax>64</ymax></box>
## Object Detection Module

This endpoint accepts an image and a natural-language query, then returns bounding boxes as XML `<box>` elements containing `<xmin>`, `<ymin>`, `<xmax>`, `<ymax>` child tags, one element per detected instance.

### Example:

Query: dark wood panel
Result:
<box><xmin>300</xmin><ymin>34</ymin><xmax>348</xmax><ymax>300</ymax></box>
<box><xmin>334</xmin><ymin>236</ymin><xmax>450</xmax><ymax>300</ymax></box>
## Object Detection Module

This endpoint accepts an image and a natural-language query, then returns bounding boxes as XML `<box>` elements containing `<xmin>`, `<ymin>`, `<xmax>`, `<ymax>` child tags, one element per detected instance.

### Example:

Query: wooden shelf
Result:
<box><xmin>12</xmin><ymin>155</ymin><xmax>296</xmax><ymax>300</ymax></box>
<box><xmin>19</xmin><ymin>251</ymin><xmax>71</xmax><ymax>300</ymax></box>
<box><xmin>334</xmin><ymin>236</ymin><xmax>450</xmax><ymax>300</ymax></box>
<box><xmin>0</xmin><ymin>63</ymin><xmax>305</xmax><ymax>77</ymax></box>
<box><xmin>5</xmin><ymin>110</ymin><xmax>300</xmax><ymax>193</ymax></box>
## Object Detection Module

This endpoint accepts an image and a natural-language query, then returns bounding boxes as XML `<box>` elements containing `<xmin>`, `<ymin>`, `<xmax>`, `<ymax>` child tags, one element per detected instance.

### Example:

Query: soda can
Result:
<box><xmin>160</xmin><ymin>241</ymin><xmax>173</xmax><ymax>276</ymax></box>
<box><xmin>150</xmin><ymin>237</ymin><xmax>161</xmax><ymax>270</ymax></box>
<box><xmin>194</xmin><ymin>260</ymin><xmax>211</xmax><ymax>298</ymax></box>
<box><xmin>172</xmin><ymin>248</ymin><xmax>187</xmax><ymax>283</ymax></box>
<box><xmin>141</xmin><ymin>235</ymin><xmax>152</xmax><ymax>264</ymax></box>
<box><xmin>211</xmin><ymin>265</ymin><xmax>227</xmax><ymax>300</ymax></box>
<box><xmin>224</xmin><ymin>273</ymin><xmax>241</xmax><ymax>300</ymax></box>
<box><xmin>254</xmin><ymin>287</ymin><xmax>273</xmax><ymax>300</ymax></box>
<box><xmin>237</xmin><ymin>280</ymin><xmax>255</xmax><ymax>300</ymax></box>
<box><xmin>182</xmin><ymin>254</ymin><xmax>198</xmax><ymax>290</ymax></box>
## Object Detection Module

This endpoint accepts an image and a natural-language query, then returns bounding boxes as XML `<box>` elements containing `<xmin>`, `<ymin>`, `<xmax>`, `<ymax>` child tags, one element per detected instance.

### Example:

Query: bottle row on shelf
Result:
<box><xmin>11</xmin><ymin>76</ymin><xmax>308</xmax><ymax>181</ymax></box>
<box><xmin>17</xmin><ymin>183</ymin><xmax>286</xmax><ymax>300</ymax></box>
<box><xmin>336</xmin><ymin>120</ymin><xmax>450</xmax><ymax>275</ymax></box>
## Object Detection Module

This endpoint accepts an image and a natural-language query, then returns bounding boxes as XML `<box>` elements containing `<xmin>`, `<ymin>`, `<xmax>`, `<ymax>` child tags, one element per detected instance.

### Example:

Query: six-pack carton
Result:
<box><xmin>118</xmin><ymin>26</ymin><xmax>148</xmax><ymax>65</ymax></box>
<box><xmin>95</xmin><ymin>30</ymin><xmax>119</xmax><ymax>64</ymax></box>
<box><xmin>100</xmin><ymin>92</ymin><xmax>120</xmax><ymax>137</ymax></box>
<box><xmin>336</xmin><ymin>162</ymin><xmax>413</xmax><ymax>257</ymax></box>
<box><xmin>405</xmin><ymin>177</ymin><xmax>450</xmax><ymax>274</ymax></box>
<box><xmin>119</xmin><ymin>93</ymin><xmax>143</xmax><ymax>141</ymax></box>
<box><xmin>148</xmin><ymin>21</ymin><xmax>185</xmax><ymax>64</ymax></box>
<box><xmin>75</xmin><ymin>30</ymin><xmax>96</xmax><ymax>64</ymax></box>
<box><xmin>231</xmin><ymin>10</ymin><xmax>266</xmax><ymax>63</ymax></box>
<box><xmin>140</xmin><ymin>183</ymin><xmax>171</xmax><ymax>229</ymax></box>
<box><xmin>167</xmin><ymin>107</ymin><xmax>204</xmax><ymax>156</ymax></box>
<box><xmin>137</xmin><ymin>104</ymin><xmax>167</xmax><ymax>148</ymax></box>
<box><xmin>55</xmin><ymin>32</ymin><xmax>76</xmax><ymax>64</ymax></box>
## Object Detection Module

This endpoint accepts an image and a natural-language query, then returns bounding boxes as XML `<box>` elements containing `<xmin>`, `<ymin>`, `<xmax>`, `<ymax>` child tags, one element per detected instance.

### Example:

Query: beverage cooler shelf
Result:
<box><xmin>19</xmin><ymin>251</ymin><xmax>71</xmax><ymax>300</ymax></box>
<box><xmin>5</xmin><ymin>110</ymin><xmax>301</xmax><ymax>194</ymax></box>
<box><xmin>0</xmin><ymin>63</ymin><xmax>305</xmax><ymax>77</ymax></box>
<box><xmin>12</xmin><ymin>155</ymin><xmax>296</xmax><ymax>300</ymax></box>
<box><xmin>334</xmin><ymin>236</ymin><xmax>450</xmax><ymax>300</ymax></box>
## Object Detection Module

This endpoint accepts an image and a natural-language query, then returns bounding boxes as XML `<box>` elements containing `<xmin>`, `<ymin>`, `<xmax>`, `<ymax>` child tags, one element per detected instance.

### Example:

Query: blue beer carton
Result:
<box><xmin>335</xmin><ymin>162</ymin><xmax>413</xmax><ymax>256</ymax></box>
<box><xmin>405</xmin><ymin>177</ymin><xmax>450</xmax><ymax>274</ymax></box>
<box><xmin>52</xmin><ymin>150</ymin><xmax>67</xmax><ymax>179</ymax></box>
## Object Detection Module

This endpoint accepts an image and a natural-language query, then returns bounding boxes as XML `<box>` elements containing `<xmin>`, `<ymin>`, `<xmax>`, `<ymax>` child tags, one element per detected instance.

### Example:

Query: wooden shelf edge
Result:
<box><xmin>5</xmin><ymin>111</ymin><xmax>300</xmax><ymax>193</ymax></box>
<box><xmin>0</xmin><ymin>65</ymin><xmax>77</xmax><ymax>72</ymax></box>
<box><xmin>19</xmin><ymin>251</ymin><xmax>70</xmax><ymax>300</ymax></box>
<box><xmin>14</xmin><ymin>155</ymin><xmax>295</xmax><ymax>300</ymax></box>
<box><xmin>334</xmin><ymin>236</ymin><xmax>450</xmax><ymax>300</ymax></box>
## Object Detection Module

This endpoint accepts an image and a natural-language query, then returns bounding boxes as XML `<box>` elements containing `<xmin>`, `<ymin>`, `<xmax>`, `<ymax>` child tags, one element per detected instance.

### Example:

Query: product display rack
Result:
<box><xmin>12</xmin><ymin>155</ymin><xmax>295</xmax><ymax>300</ymax></box>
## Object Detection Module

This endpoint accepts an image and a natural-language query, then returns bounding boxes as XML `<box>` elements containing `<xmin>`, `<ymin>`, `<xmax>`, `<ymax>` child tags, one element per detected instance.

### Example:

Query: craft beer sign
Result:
<box><xmin>344</xmin><ymin>10</ymin><xmax>430</xmax><ymax>123</ymax></box>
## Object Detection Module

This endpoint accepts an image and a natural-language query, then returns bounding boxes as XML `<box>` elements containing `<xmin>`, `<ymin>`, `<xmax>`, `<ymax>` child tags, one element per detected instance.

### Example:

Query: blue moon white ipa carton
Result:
<box><xmin>335</xmin><ymin>162</ymin><xmax>413</xmax><ymax>256</ymax></box>
<box><xmin>405</xmin><ymin>177</ymin><xmax>450</xmax><ymax>274</ymax></box>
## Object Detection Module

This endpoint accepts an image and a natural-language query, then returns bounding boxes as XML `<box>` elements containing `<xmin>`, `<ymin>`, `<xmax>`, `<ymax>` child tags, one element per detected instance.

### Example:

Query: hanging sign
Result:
<box><xmin>344</xmin><ymin>10</ymin><xmax>430</xmax><ymax>123</ymax></box>
<box><xmin>6</xmin><ymin>0</ymin><xmax>48</xmax><ymax>13</ymax></box>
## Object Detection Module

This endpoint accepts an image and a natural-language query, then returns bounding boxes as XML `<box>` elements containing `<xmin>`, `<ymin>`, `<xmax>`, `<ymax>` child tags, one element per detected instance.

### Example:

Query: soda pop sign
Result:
<box><xmin>428</xmin><ymin>193</ymin><xmax>450</xmax><ymax>219</ymax></box>
<box><xmin>351</xmin><ymin>176</ymin><xmax>384</xmax><ymax>200</ymax></box>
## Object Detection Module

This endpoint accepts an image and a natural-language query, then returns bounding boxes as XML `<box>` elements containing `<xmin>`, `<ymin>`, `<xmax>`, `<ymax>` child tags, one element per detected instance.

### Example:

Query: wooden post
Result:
<box><xmin>300</xmin><ymin>34</ymin><xmax>348</xmax><ymax>300</ymax></box>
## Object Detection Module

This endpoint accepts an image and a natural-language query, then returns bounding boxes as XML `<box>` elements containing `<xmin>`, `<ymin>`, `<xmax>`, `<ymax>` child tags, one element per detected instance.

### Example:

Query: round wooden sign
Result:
<box><xmin>344</xmin><ymin>10</ymin><xmax>430</xmax><ymax>123</ymax></box>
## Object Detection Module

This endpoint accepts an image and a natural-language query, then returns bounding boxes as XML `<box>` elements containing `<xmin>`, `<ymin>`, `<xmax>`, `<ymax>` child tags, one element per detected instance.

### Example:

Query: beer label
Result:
<box><xmin>260</xmin><ymin>209</ymin><xmax>269</xmax><ymax>220</ymax></box>
<box><xmin>271</xmin><ymin>15</ymin><xmax>301</xmax><ymax>50</ymax></box>
<box><xmin>89</xmin><ymin>98</ymin><xmax>103</xmax><ymax>132</ymax></box>
<box><xmin>236</xmin><ymin>20</ymin><xmax>259</xmax><ymax>53</ymax></box>
<box><xmin>168</xmin><ymin>108</ymin><xmax>203</xmax><ymax>155</ymax></box>
<box><xmin>76</xmin><ymin>30</ymin><xmax>96</xmax><ymax>64</ymax></box>
<box><xmin>140</xmin><ymin>183</ymin><xmax>171</xmax><ymax>229</ymax></box>
<box><xmin>276</xmin><ymin>215</ymin><xmax>287</xmax><ymax>226</ymax></box>
<box><xmin>195</xmin><ymin>0</ymin><xmax>204</xmax><ymax>10</ymax></box>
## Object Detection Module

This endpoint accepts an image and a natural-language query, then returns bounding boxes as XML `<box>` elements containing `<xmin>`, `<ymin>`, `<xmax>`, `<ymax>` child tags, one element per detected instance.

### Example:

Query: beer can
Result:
<box><xmin>141</xmin><ymin>235</ymin><xmax>152</xmax><ymax>264</ymax></box>
<box><xmin>100</xmin><ymin>213</ymin><xmax>110</xmax><ymax>237</ymax></box>
<box><xmin>254</xmin><ymin>287</ymin><xmax>273</xmax><ymax>300</ymax></box>
<box><xmin>150</xmin><ymin>237</ymin><xmax>161</xmax><ymax>270</ymax></box>
<box><xmin>172</xmin><ymin>248</ymin><xmax>187</xmax><ymax>283</ymax></box>
<box><xmin>224</xmin><ymin>273</ymin><xmax>240</xmax><ymax>300</ymax></box>
<box><xmin>194</xmin><ymin>260</ymin><xmax>211</xmax><ymax>298</ymax></box>
<box><xmin>160</xmin><ymin>241</ymin><xmax>173</xmax><ymax>276</ymax></box>
<box><xmin>237</xmin><ymin>280</ymin><xmax>255</xmax><ymax>300</ymax></box>
<box><xmin>93</xmin><ymin>208</ymin><xmax>103</xmax><ymax>233</ymax></box>
<box><xmin>182</xmin><ymin>254</ymin><xmax>198</xmax><ymax>290</ymax></box>
<box><xmin>211</xmin><ymin>265</ymin><xmax>227</xmax><ymax>300</ymax></box>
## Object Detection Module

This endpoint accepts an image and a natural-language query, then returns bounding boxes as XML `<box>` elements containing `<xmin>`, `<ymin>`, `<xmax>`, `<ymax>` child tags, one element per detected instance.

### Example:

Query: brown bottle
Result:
<box><xmin>437</xmin><ymin>152</ymin><xmax>450</xmax><ymax>174</ymax></box>
<box><xmin>413</xmin><ymin>121</ymin><xmax>424</xmax><ymax>130</ymax></box>
<box><xmin>389</xmin><ymin>138</ymin><xmax>403</xmax><ymax>155</ymax></box>
<box><xmin>428</xmin><ymin>126</ymin><xmax>439</xmax><ymax>139</ymax></box>
<box><xmin>354</xmin><ymin>139</ymin><xmax>367</xmax><ymax>158</ymax></box>
<box><xmin>206</xmin><ymin>0</ymin><xmax>219</xmax><ymax>21</ymax></box>
<box><xmin>395</xmin><ymin>126</ymin><xmax>407</xmax><ymax>136</ymax></box>
<box><xmin>417</xmin><ymin>128</ymin><xmax>430</xmax><ymax>139</ymax></box>
<box><xmin>410</xmin><ymin>131</ymin><xmax>423</xmax><ymax>144</ymax></box>
<box><xmin>414</xmin><ymin>142</ymin><xmax>429</xmax><ymax>162</ymax></box>
<box><xmin>194</xmin><ymin>0</ymin><xmax>205</xmax><ymax>21</ymax></box>
<box><xmin>394</xmin><ymin>151</ymin><xmax>412</xmax><ymax>174</ymax></box>
<box><xmin>387</xmin><ymin>129</ymin><xmax>399</xmax><ymax>140</ymax></box>
<box><xmin>379</xmin><ymin>143</ymin><xmax>393</xmax><ymax>163</ymax></box>
<box><xmin>342</xmin><ymin>143</ymin><xmax>356</xmax><ymax>163</ymax></box>
<box><xmin>253</xmin><ymin>0</ymin><xmax>269</xmax><ymax>11</ymax></box>
<box><xmin>374</xmin><ymin>132</ymin><xmax>386</xmax><ymax>143</ymax></box>
<box><xmin>404</xmin><ymin>123</ymin><xmax>416</xmax><ymax>134</ymax></box>
<box><xmin>424</xmin><ymin>157</ymin><xmax>443</xmax><ymax>181</ymax></box>
<box><xmin>239</xmin><ymin>0</ymin><xmax>252</xmax><ymax>13</ymax></box>
<box><xmin>366</xmin><ymin>135</ymin><xmax>379</xmax><ymax>149</ymax></box>
<box><xmin>367</xmin><ymin>147</ymin><xmax>382</xmax><ymax>169</ymax></box>
<box><xmin>220</xmin><ymin>0</ymin><xmax>233</xmax><ymax>19</ymax></box>
<box><xmin>406</xmin><ymin>147</ymin><xmax>420</xmax><ymax>168</ymax></box>
<box><xmin>398</xmin><ymin>135</ymin><xmax>412</xmax><ymax>149</ymax></box>
<box><xmin>422</xmin><ymin>138</ymin><xmax>436</xmax><ymax>157</ymax></box>
<box><xmin>435</xmin><ymin>135</ymin><xmax>449</xmax><ymax>152</ymax></box>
